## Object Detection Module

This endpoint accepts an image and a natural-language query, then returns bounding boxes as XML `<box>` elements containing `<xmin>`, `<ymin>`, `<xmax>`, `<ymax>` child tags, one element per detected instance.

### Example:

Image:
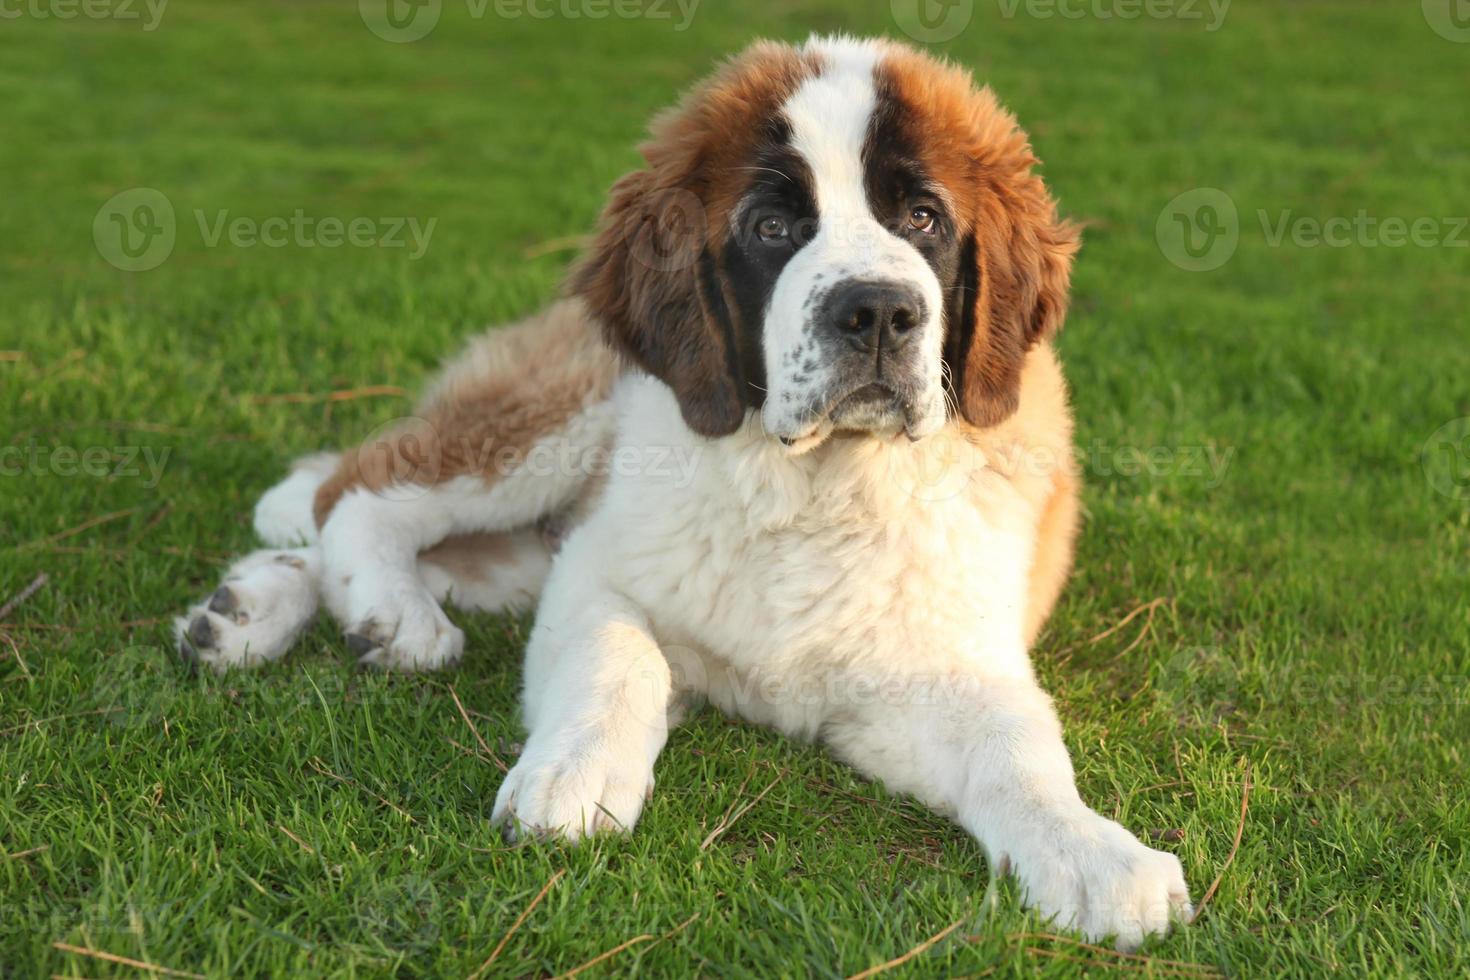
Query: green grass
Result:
<box><xmin>3</xmin><ymin>1</ymin><xmax>1468</xmax><ymax>976</ymax></box>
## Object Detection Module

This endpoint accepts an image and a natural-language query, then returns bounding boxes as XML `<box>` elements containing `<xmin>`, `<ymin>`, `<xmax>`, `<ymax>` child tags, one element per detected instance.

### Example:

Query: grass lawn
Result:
<box><xmin>3</xmin><ymin>0</ymin><xmax>1468</xmax><ymax>976</ymax></box>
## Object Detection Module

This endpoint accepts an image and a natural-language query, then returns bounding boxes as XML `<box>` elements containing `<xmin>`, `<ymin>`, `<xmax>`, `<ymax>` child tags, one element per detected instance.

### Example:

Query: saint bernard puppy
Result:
<box><xmin>175</xmin><ymin>36</ymin><xmax>1192</xmax><ymax>948</ymax></box>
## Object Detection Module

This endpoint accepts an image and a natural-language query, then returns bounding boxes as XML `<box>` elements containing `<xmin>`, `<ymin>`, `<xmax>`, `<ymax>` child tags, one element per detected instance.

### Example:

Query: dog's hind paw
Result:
<box><xmin>175</xmin><ymin>548</ymin><xmax>321</xmax><ymax>673</ymax></box>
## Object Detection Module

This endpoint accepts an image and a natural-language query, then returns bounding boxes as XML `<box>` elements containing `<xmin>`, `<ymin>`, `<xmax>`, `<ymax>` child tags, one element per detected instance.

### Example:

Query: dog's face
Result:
<box><xmin>575</xmin><ymin>36</ymin><xmax>1078</xmax><ymax>449</ymax></box>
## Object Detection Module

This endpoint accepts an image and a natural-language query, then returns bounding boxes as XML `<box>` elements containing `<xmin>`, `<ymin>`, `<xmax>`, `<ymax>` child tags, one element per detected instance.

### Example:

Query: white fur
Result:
<box><xmin>493</xmin><ymin>35</ymin><xmax>1188</xmax><ymax>947</ymax></box>
<box><xmin>760</xmin><ymin>37</ymin><xmax>947</xmax><ymax>444</ymax></box>
<box><xmin>494</xmin><ymin>375</ymin><xmax>1189</xmax><ymax>948</ymax></box>
<box><xmin>317</xmin><ymin>400</ymin><xmax>615</xmax><ymax>671</ymax></box>
<box><xmin>177</xmin><ymin>447</ymin><xmax>562</xmax><ymax>673</ymax></box>
<box><xmin>252</xmin><ymin>452</ymin><xmax>337</xmax><ymax>546</ymax></box>
<box><xmin>173</xmin><ymin>548</ymin><xmax>322</xmax><ymax>671</ymax></box>
<box><xmin>175</xmin><ymin>33</ymin><xmax>1189</xmax><ymax>949</ymax></box>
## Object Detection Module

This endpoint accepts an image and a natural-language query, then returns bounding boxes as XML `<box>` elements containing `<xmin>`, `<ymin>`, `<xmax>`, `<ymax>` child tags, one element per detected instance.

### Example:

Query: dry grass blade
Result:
<box><xmin>249</xmin><ymin>385</ymin><xmax>406</xmax><ymax>405</ymax></box>
<box><xmin>22</xmin><ymin>508</ymin><xmax>141</xmax><ymax>550</ymax></box>
<box><xmin>551</xmin><ymin>913</ymin><xmax>699</xmax><ymax>979</ymax></box>
<box><xmin>0</xmin><ymin>708</ymin><xmax>112</xmax><ymax>737</ymax></box>
<box><xmin>523</xmin><ymin>234</ymin><xmax>590</xmax><ymax>259</ymax></box>
<box><xmin>4</xmin><ymin>844</ymin><xmax>50</xmax><ymax>860</ymax></box>
<box><xmin>467</xmin><ymin>868</ymin><xmax>566</xmax><ymax>980</ymax></box>
<box><xmin>1023</xmin><ymin>946</ymin><xmax>1216</xmax><ymax>976</ymax></box>
<box><xmin>1010</xmin><ymin>932</ymin><xmax>1221</xmax><ymax>975</ymax></box>
<box><xmin>0</xmin><ymin>572</ymin><xmax>48</xmax><ymax>622</ymax></box>
<box><xmin>700</xmin><ymin>772</ymin><xmax>781</xmax><ymax>850</ymax></box>
<box><xmin>276</xmin><ymin>824</ymin><xmax>314</xmax><ymax>854</ymax></box>
<box><xmin>2</xmin><ymin>617</ymin><xmax>169</xmax><ymax>633</ymax></box>
<box><xmin>448</xmin><ymin>684</ymin><xmax>508</xmax><ymax>772</ymax></box>
<box><xmin>51</xmin><ymin>942</ymin><xmax>204</xmax><ymax>979</ymax></box>
<box><xmin>1191</xmin><ymin>760</ymin><xmax>1253</xmax><ymax>924</ymax></box>
<box><xmin>1087</xmin><ymin>597</ymin><xmax>1170</xmax><ymax>644</ymax></box>
<box><xmin>1</xmin><ymin>631</ymin><xmax>34</xmax><ymax>682</ymax></box>
<box><xmin>307</xmin><ymin>757</ymin><xmax>416</xmax><ymax>822</ymax></box>
<box><xmin>847</xmin><ymin>914</ymin><xmax>968</xmax><ymax>979</ymax></box>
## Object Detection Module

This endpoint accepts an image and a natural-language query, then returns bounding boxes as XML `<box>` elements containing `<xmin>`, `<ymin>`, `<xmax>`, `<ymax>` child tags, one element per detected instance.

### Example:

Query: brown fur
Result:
<box><xmin>313</xmin><ymin>299</ymin><xmax>620</xmax><ymax>527</ymax></box>
<box><xmin>961</xmin><ymin>342</ymin><xmax>1081</xmax><ymax>648</ymax></box>
<box><xmin>877</xmin><ymin>46</ymin><xmax>1080</xmax><ymax>429</ymax></box>
<box><xmin>874</xmin><ymin>44</ymin><xmax>1082</xmax><ymax>642</ymax></box>
<box><xmin>311</xmin><ymin>39</ymin><xmax>1080</xmax><ymax>644</ymax></box>
<box><xmin>418</xmin><ymin>532</ymin><xmax>521</xmax><ymax>585</ymax></box>
<box><xmin>570</xmin><ymin>43</ymin><xmax>817</xmax><ymax>437</ymax></box>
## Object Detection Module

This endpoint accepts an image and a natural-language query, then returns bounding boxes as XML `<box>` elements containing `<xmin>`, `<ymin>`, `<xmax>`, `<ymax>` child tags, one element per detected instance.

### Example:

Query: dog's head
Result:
<box><xmin>573</xmin><ymin>36</ymin><xmax>1078</xmax><ymax>451</ymax></box>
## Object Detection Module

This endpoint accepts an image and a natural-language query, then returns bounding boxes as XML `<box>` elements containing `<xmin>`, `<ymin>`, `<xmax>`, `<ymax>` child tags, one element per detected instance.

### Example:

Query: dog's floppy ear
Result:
<box><xmin>947</xmin><ymin>163</ymin><xmax>1080</xmax><ymax>429</ymax></box>
<box><xmin>571</xmin><ymin>167</ymin><xmax>746</xmax><ymax>438</ymax></box>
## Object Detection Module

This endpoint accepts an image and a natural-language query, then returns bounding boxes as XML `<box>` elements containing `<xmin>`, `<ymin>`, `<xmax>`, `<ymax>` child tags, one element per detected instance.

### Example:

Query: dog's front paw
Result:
<box><xmin>339</xmin><ymin>571</ymin><xmax>464</xmax><ymax>672</ymax></box>
<box><xmin>1012</xmin><ymin>812</ymin><xmax>1191</xmax><ymax>951</ymax></box>
<box><xmin>491</xmin><ymin>734</ymin><xmax>656</xmax><ymax>842</ymax></box>
<box><xmin>175</xmin><ymin>549</ymin><xmax>319</xmax><ymax>672</ymax></box>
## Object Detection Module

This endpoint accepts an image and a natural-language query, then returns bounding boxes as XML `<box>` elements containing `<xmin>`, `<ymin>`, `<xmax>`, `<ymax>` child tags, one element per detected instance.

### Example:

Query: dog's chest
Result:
<box><xmin>601</xmin><ymin>423</ymin><xmax>1037</xmax><ymax>682</ymax></box>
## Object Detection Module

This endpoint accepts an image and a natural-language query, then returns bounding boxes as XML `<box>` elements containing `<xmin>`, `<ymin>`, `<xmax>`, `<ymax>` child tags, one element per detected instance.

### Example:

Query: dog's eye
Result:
<box><xmin>757</xmin><ymin>216</ymin><xmax>789</xmax><ymax>242</ymax></box>
<box><xmin>908</xmin><ymin>207</ymin><xmax>938</xmax><ymax>235</ymax></box>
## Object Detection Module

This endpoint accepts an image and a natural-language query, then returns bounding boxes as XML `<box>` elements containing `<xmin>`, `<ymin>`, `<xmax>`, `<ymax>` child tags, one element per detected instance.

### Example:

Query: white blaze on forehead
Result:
<box><xmin>760</xmin><ymin>36</ymin><xmax>947</xmax><ymax>449</ymax></box>
<box><xmin>783</xmin><ymin>37</ymin><xmax>887</xmax><ymax>218</ymax></box>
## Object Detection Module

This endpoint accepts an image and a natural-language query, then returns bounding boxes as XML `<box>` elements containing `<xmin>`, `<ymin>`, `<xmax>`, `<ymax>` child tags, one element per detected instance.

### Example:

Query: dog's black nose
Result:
<box><xmin>828</xmin><ymin>281</ymin><xmax>923</xmax><ymax>354</ymax></box>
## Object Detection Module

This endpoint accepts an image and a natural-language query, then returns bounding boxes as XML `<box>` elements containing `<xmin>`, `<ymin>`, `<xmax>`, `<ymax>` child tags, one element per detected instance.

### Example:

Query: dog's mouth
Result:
<box><xmin>778</xmin><ymin>381</ymin><xmax>927</xmax><ymax>454</ymax></box>
<box><xmin>828</xmin><ymin>382</ymin><xmax>901</xmax><ymax>420</ymax></box>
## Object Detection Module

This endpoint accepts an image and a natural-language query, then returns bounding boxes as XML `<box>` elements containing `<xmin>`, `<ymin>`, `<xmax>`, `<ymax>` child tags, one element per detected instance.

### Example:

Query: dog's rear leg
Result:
<box><xmin>175</xmin><ymin>530</ymin><xmax>556</xmax><ymax>674</ymax></box>
<box><xmin>314</xmin><ymin>300</ymin><xmax>622</xmax><ymax>672</ymax></box>
<box><xmin>174</xmin><ymin>454</ymin><xmax>341</xmax><ymax>672</ymax></box>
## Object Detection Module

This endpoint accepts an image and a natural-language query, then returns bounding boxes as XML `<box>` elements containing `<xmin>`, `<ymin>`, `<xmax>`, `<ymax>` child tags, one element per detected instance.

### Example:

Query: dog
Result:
<box><xmin>174</xmin><ymin>35</ymin><xmax>1191</xmax><ymax>948</ymax></box>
